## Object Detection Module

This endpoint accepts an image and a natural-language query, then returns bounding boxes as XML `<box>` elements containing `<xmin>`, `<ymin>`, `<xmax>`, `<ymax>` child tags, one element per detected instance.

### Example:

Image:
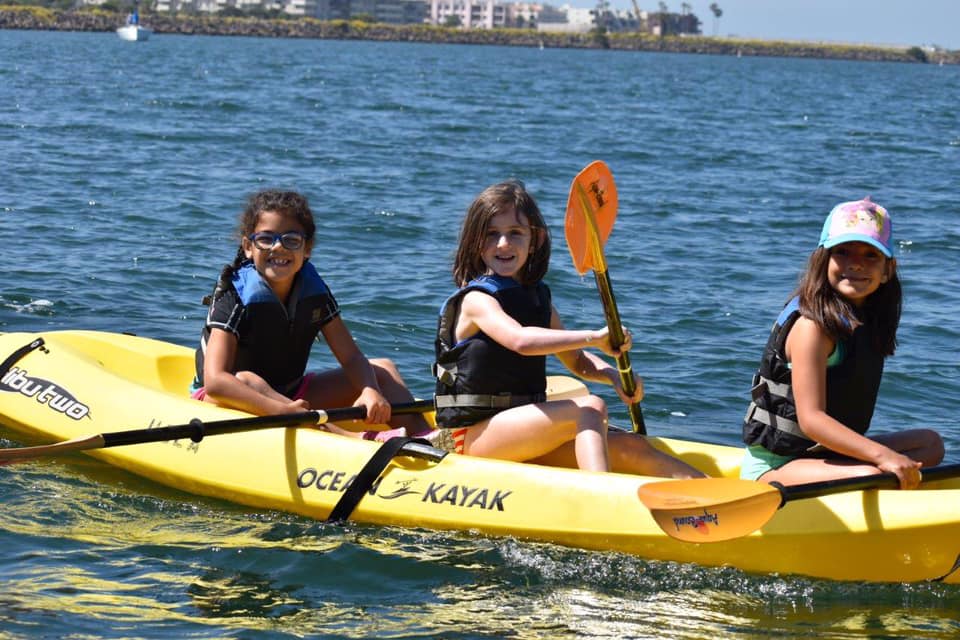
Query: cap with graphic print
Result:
<box><xmin>818</xmin><ymin>197</ymin><xmax>894</xmax><ymax>257</ymax></box>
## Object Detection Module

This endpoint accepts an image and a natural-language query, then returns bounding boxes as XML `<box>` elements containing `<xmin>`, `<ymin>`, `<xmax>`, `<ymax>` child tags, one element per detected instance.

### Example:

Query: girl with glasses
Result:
<box><xmin>191</xmin><ymin>189</ymin><xmax>431</xmax><ymax>441</ymax></box>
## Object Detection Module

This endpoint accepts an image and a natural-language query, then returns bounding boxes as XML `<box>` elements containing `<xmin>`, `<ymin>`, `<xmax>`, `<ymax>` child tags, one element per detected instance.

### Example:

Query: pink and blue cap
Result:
<box><xmin>818</xmin><ymin>197</ymin><xmax>894</xmax><ymax>258</ymax></box>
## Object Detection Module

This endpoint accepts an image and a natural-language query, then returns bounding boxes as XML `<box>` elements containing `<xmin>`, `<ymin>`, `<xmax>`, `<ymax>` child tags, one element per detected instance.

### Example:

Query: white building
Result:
<box><xmin>151</xmin><ymin>0</ymin><xmax>286</xmax><ymax>13</ymax></box>
<box><xmin>429</xmin><ymin>0</ymin><xmax>503</xmax><ymax>29</ymax></box>
<box><xmin>537</xmin><ymin>3</ymin><xmax>591</xmax><ymax>33</ymax></box>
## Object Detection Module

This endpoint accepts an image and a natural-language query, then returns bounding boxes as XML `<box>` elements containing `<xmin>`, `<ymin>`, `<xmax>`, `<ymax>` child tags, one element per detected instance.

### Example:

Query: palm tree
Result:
<box><xmin>630</xmin><ymin>0</ymin><xmax>644</xmax><ymax>32</ymax></box>
<box><xmin>594</xmin><ymin>0</ymin><xmax>611</xmax><ymax>33</ymax></box>
<box><xmin>709</xmin><ymin>2</ymin><xmax>723</xmax><ymax>36</ymax></box>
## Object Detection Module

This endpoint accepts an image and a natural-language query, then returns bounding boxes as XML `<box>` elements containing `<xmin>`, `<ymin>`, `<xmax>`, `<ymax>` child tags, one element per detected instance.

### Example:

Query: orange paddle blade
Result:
<box><xmin>637</xmin><ymin>478</ymin><xmax>783</xmax><ymax>543</ymax></box>
<box><xmin>565</xmin><ymin>160</ymin><xmax>618</xmax><ymax>275</ymax></box>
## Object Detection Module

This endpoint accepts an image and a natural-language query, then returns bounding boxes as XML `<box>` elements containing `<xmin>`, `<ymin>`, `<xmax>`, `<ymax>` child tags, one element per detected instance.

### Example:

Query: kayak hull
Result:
<box><xmin>1</xmin><ymin>330</ymin><xmax>958</xmax><ymax>584</ymax></box>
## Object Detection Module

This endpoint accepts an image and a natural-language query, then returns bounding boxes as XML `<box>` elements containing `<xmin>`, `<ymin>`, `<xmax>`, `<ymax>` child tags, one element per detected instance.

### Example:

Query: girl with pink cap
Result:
<box><xmin>740</xmin><ymin>198</ymin><xmax>944</xmax><ymax>489</ymax></box>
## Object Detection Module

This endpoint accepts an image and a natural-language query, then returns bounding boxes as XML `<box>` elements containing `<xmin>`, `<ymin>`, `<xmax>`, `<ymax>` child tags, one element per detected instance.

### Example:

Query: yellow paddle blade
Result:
<box><xmin>565</xmin><ymin>160</ymin><xmax>618</xmax><ymax>275</ymax></box>
<box><xmin>637</xmin><ymin>478</ymin><xmax>783</xmax><ymax>543</ymax></box>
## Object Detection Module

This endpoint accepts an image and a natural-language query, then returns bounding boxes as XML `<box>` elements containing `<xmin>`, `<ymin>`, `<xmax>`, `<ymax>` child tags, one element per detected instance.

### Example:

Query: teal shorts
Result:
<box><xmin>740</xmin><ymin>445</ymin><xmax>796</xmax><ymax>480</ymax></box>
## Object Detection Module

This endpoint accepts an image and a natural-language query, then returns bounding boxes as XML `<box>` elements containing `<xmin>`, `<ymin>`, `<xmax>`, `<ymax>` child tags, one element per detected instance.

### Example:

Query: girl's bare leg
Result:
<box><xmin>762</xmin><ymin>429</ymin><xmax>944</xmax><ymax>486</ymax></box>
<box><xmin>464</xmin><ymin>396</ymin><xmax>609</xmax><ymax>472</ymax></box>
<box><xmin>533</xmin><ymin>430</ymin><xmax>704</xmax><ymax>478</ymax></box>
<box><xmin>606</xmin><ymin>431</ymin><xmax>705</xmax><ymax>478</ymax></box>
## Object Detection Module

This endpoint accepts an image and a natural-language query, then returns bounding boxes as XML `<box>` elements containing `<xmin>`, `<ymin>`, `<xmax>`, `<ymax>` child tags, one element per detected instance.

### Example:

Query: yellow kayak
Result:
<box><xmin>1</xmin><ymin>329</ymin><xmax>958</xmax><ymax>584</ymax></box>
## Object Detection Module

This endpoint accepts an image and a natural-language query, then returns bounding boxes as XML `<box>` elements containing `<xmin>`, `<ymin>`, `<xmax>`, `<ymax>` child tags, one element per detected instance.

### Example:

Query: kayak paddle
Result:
<box><xmin>565</xmin><ymin>160</ymin><xmax>645</xmax><ymax>434</ymax></box>
<box><xmin>0</xmin><ymin>399</ymin><xmax>434</xmax><ymax>465</ymax></box>
<box><xmin>637</xmin><ymin>463</ymin><xmax>960</xmax><ymax>542</ymax></box>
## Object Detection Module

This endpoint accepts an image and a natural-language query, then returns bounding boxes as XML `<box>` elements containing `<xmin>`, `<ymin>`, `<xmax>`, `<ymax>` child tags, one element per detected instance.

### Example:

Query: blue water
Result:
<box><xmin>2</xmin><ymin>29</ymin><xmax>959</xmax><ymax>638</ymax></box>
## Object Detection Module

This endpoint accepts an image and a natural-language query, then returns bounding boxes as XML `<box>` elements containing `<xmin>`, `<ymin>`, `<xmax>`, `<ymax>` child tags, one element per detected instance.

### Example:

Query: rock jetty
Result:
<box><xmin>2</xmin><ymin>7</ymin><xmax>957</xmax><ymax>64</ymax></box>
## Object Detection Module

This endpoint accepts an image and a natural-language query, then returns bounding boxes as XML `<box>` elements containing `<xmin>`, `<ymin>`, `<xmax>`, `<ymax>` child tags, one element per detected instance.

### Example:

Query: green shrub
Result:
<box><xmin>906</xmin><ymin>46</ymin><xmax>928</xmax><ymax>63</ymax></box>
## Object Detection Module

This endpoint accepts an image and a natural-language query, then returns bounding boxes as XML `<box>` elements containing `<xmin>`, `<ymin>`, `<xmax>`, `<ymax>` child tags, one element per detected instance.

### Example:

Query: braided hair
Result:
<box><xmin>203</xmin><ymin>190</ymin><xmax>317</xmax><ymax>305</ymax></box>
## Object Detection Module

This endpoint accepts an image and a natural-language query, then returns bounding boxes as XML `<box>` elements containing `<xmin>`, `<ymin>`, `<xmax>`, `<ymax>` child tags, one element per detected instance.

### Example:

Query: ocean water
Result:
<box><xmin>1</xmin><ymin>29</ymin><xmax>959</xmax><ymax>638</ymax></box>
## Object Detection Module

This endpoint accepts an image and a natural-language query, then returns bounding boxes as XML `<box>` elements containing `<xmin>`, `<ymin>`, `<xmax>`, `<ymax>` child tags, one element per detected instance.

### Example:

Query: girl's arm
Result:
<box><xmin>320</xmin><ymin>316</ymin><xmax>390</xmax><ymax>424</ymax></box>
<box><xmin>551</xmin><ymin>307</ymin><xmax>643</xmax><ymax>404</ymax></box>
<box><xmin>462</xmin><ymin>293</ymin><xmax>613</xmax><ymax>356</ymax></box>
<box><xmin>788</xmin><ymin>317</ymin><xmax>921</xmax><ymax>484</ymax></box>
<box><xmin>463</xmin><ymin>294</ymin><xmax>641</xmax><ymax>402</ymax></box>
<box><xmin>202</xmin><ymin>328</ymin><xmax>308</xmax><ymax>416</ymax></box>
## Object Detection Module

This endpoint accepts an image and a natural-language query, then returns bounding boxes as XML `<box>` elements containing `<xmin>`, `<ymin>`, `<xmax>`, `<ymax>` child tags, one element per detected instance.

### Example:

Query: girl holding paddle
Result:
<box><xmin>191</xmin><ymin>189</ymin><xmax>432</xmax><ymax>441</ymax></box>
<box><xmin>432</xmin><ymin>180</ymin><xmax>702</xmax><ymax>478</ymax></box>
<box><xmin>741</xmin><ymin>198</ymin><xmax>943</xmax><ymax>489</ymax></box>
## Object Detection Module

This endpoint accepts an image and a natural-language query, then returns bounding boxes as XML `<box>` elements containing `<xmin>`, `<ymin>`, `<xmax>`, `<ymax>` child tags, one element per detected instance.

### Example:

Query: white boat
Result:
<box><xmin>116</xmin><ymin>24</ymin><xmax>151</xmax><ymax>41</ymax></box>
<box><xmin>117</xmin><ymin>9</ymin><xmax>151</xmax><ymax>41</ymax></box>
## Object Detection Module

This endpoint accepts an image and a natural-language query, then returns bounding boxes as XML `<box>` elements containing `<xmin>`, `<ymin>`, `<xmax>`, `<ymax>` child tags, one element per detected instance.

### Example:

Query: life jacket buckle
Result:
<box><xmin>433</xmin><ymin>362</ymin><xmax>457</xmax><ymax>386</ymax></box>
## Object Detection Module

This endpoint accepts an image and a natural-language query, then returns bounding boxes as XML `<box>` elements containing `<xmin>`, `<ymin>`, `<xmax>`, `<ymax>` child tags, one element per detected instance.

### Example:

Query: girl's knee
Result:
<box><xmin>903</xmin><ymin>428</ymin><xmax>945</xmax><ymax>464</ymax></box>
<box><xmin>923</xmin><ymin>428</ymin><xmax>944</xmax><ymax>447</ymax></box>
<box><xmin>578</xmin><ymin>394</ymin><xmax>608</xmax><ymax>416</ymax></box>
<box><xmin>369</xmin><ymin>357</ymin><xmax>397</xmax><ymax>370</ymax></box>
<box><xmin>921</xmin><ymin>429</ymin><xmax>945</xmax><ymax>464</ymax></box>
<box><xmin>576</xmin><ymin>395</ymin><xmax>608</xmax><ymax>433</ymax></box>
<box><xmin>370</xmin><ymin>358</ymin><xmax>402</xmax><ymax>382</ymax></box>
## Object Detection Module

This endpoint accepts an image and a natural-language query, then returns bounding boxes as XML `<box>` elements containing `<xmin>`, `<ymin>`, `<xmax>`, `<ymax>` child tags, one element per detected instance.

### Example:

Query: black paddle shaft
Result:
<box><xmin>777</xmin><ymin>462</ymin><xmax>960</xmax><ymax>505</ymax></box>
<box><xmin>101</xmin><ymin>412</ymin><xmax>324</xmax><ymax>447</ymax></box>
<box><xmin>99</xmin><ymin>400</ymin><xmax>434</xmax><ymax>448</ymax></box>
<box><xmin>593</xmin><ymin>270</ymin><xmax>646</xmax><ymax>435</ymax></box>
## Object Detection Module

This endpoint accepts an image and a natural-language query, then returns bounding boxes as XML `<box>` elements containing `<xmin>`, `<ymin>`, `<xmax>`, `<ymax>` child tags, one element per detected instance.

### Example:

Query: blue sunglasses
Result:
<box><xmin>248</xmin><ymin>231</ymin><xmax>306</xmax><ymax>251</ymax></box>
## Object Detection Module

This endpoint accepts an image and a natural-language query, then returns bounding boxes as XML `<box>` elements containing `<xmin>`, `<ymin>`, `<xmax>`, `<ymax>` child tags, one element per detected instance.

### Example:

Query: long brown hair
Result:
<box><xmin>795</xmin><ymin>246</ymin><xmax>901</xmax><ymax>356</ymax></box>
<box><xmin>452</xmin><ymin>180</ymin><xmax>551</xmax><ymax>287</ymax></box>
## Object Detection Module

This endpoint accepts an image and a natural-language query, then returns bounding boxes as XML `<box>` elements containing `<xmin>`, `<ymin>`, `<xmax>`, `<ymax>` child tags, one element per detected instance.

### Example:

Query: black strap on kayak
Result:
<box><xmin>930</xmin><ymin>552</ymin><xmax>960</xmax><ymax>583</ymax></box>
<box><xmin>326</xmin><ymin>436</ymin><xmax>445</xmax><ymax>524</ymax></box>
<box><xmin>0</xmin><ymin>337</ymin><xmax>47</xmax><ymax>381</ymax></box>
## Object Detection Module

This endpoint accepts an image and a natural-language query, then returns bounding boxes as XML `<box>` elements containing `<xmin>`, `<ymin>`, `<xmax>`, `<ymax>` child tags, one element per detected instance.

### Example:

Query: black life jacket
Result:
<box><xmin>433</xmin><ymin>275</ymin><xmax>551</xmax><ymax>428</ymax></box>
<box><xmin>742</xmin><ymin>296</ymin><xmax>885</xmax><ymax>456</ymax></box>
<box><xmin>194</xmin><ymin>261</ymin><xmax>339</xmax><ymax>394</ymax></box>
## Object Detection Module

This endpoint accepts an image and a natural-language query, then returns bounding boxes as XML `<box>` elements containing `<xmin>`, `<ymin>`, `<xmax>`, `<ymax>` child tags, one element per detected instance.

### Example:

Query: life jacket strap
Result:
<box><xmin>744</xmin><ymin>402</ymin><xmax>805</xmax><ymax>438</ymax></box>
<box><xmin>433</xmin><ymin>362</ymin><xmax>457</xmax><ymax>386</ymax></box>
<box><xmin>752</xmin><ymin>375</ymin><xmax>791</xmax><ymax>400</ymax></box>
<box><xmin>435</xmin><ymin>393</ymin><xmax>547</xmax><ymax>409</ymax></box>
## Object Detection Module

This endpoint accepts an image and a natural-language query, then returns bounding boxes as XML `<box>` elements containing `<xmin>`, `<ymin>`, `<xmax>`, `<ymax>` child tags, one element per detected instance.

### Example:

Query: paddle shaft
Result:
<box><xmin>591</xmin><ymin>270</ymin><xmax>645</xmax><ymax>434</ymax></box>
<box><xmin>779</xmin><ymin>461</ymin><xmax>960</xmax><ymax>504</ymax></box>
<box><xmin>0</xmin><ymin>399</ymin><xmax>434</xmax><ymax>463</ymax></box>
<box><xmin>575</xmin><ymin>182</ymin><xmax>646</xmax><ymax>434</ymax></box>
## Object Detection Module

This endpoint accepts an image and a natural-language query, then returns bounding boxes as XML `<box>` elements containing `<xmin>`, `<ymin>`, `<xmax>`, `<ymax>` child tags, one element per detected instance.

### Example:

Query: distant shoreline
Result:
<box><xmin>2</xmin><ymin>7</ymin><xmax>957</xmax><ymax>64</ymax></box>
